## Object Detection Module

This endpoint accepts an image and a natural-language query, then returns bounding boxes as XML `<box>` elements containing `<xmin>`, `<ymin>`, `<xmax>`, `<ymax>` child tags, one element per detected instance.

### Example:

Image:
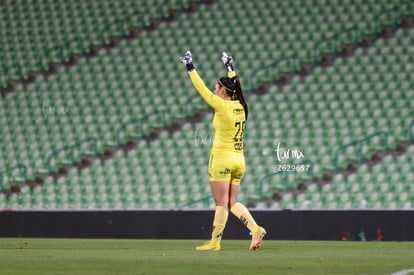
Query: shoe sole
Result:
<box><xmin>195</xmin><ymin>243</ymin><xmax>221</xmax><ymax>251</ymax></box>
<box><xmin>195</xmin><ymin>247</ymin><xmax>221</xmax><ymax>251</ymax></box>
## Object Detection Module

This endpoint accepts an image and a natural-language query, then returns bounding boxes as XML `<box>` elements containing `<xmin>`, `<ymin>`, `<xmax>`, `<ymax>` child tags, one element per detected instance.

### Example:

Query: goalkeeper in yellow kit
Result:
<box><xmin>179</xmin><ymin>51</ymin><xmax>266</xmax><ymax>251</ymax></box>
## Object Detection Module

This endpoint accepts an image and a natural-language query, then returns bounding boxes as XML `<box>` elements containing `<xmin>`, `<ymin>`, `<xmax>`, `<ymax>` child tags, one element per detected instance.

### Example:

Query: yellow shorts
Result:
<box><xmin>208</xmin><ymin>150</ymin><xmax>245</xmax><ymax>185</ymax></box>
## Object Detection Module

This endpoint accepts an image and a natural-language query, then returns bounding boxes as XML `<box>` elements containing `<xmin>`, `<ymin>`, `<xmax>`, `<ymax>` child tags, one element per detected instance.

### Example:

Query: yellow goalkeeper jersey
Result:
<box><xmin>189</xmin><ymin>70</ymin><xmax>245</xmax><ymax>153</ymax></box>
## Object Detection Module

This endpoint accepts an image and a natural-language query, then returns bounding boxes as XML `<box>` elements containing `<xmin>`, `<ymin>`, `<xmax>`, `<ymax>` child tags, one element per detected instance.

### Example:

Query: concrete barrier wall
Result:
<box><xmin>0</xmin><ymin>210</ymin><xmax>413</xmax><ymax>241</ymax></box>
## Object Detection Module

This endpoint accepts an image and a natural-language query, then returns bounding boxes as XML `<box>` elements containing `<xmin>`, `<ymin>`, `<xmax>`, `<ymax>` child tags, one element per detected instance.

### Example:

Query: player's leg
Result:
<box><xmin>229</xmin><ymin>184</ymin><xmax>259</xmax><ymax>232</ymax></box>
<box><xmin>228</xmin><ymin>162</ymin><xmax>259</xmax><ymax>232</ymax></box>
<box><xmin>196</xmin><ymin>152</ymin><xmax>231</xmax><ymax>251</ymax></box>
<box><xmin>229</xmin><ymin>163</ymin><xmax>266</xmax><ymax>251</ymax></box>
<box><xmin>229</xmin><ymin>183</ymin><xmax>259</xmax><ymax>231</ymax></box>
<box><xmin>210</xmin><ymin>180</ymin><xmax>230</xmax><ymax>241</ymax></box>
<box><xmin>196</xmin><ymin>180</ymin><xmax>230</xmax><ymax>251</ymax></box>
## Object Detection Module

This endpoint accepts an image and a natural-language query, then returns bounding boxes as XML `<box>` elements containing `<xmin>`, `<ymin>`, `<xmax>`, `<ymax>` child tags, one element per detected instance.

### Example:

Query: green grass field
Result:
<box><xmin>0</xmin><ymin>238</ymin><xmax>413</xmax><ymax>275</ymax></box>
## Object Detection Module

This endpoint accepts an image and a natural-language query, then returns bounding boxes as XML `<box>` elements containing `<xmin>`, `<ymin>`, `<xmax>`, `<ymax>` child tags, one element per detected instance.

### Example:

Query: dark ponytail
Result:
<box><xmin>219</xmin><ymin>76</ymin><xmax>249</xmax><ymax>120</ymax></box>
<box><xmin>233</xmin><ymin>76</ymin><xmax>248</xmax><ymax>120</ymax></box>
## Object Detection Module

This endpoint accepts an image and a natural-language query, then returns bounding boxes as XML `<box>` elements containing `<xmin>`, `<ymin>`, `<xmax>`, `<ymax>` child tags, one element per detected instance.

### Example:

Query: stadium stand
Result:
<box><xmin>255</xmin><ymin>26</ymin><xmax>414</xmax><ymax>209</ymax></box>
<box><xmin>0</xmin><ymin>0</ymin><xmax>205</xmax><ymax>94</ymax></box>
<box><xmin>297</xmin><ymin>144</ymin><xmax>414</xmax><ymax>210</ymax></box>
<box><xmin>0</xmin><ymin>0</ymin><xmax>212</xmax><ymax>183</ymax></box>
<box><xmin>0</xmin><ymin>0</ymin><xmax>413</xmax><ymax>210</ymax></box>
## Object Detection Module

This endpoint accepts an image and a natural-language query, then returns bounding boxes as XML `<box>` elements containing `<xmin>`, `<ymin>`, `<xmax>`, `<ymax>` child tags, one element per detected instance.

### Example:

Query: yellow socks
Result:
<box><xmin>230</xmin><ymin>202</ymin><xmax>259</xmax><ymax>232</ymax></box>
<box><xmin>211</xmin><ymin>206</ymin><xmax>229</xmax><ymax>242</ymax></box>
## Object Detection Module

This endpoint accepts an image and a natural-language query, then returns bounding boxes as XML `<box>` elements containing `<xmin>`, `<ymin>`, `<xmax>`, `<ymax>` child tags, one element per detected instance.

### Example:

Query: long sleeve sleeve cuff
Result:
<box><xmin>186</xmin><ymin>63</ymin><xmax>195</xmax><ymax>72</ymax></box>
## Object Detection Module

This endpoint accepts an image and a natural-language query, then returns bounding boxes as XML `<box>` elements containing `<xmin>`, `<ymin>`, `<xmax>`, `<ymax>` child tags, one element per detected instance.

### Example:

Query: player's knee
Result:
<box><xmin>228</xmin><ymin>199</ymin><xmax>237</xmax><ymax>209</ymax></box>
<box><xmin>214</xmin><ymin>197</ymin><xmax>229</xmax><ymax>208</ymax></box>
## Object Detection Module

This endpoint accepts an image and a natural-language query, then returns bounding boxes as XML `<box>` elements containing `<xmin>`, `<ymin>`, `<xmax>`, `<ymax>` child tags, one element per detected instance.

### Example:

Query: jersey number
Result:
<box><xmin>234</xmin><ymin>121</ymin><xmax>245</xmax><ymax>142</ymax></box>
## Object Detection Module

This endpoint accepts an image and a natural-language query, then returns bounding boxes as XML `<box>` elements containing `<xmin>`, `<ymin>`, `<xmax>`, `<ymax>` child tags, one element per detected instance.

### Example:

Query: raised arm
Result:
<box><xmin>179</xmin><ymin>50</ymin><xmax>224</xmax><ymax>110</ymax></box>
<box><xmin>221</xmin><ymin>52</ymin><xmax>248</xmax><ymax>119</ymax></box>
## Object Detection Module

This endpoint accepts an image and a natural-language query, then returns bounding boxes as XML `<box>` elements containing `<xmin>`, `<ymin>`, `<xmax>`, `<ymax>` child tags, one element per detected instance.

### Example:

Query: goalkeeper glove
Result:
<box><xmin>179</xmin><ymin>50</ymin><xmax>195</xmax><ymax>72</ymax></box>
<box><xmin>221</xmin><ymin>52</ymin><xmax>234</xmax><ymax>72</ymax></box>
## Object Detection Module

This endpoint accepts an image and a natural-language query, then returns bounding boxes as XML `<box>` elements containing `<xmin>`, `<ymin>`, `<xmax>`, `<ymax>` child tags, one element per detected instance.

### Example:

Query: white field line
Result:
<box><xmin>391</xmin><ymin>269</ymin><xmax>414</xmax><ymax>275</ymax></box>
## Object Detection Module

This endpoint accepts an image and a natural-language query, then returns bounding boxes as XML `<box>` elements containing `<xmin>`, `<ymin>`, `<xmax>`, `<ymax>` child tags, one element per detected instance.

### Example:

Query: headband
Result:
<box><xmin>218</xmin><ymin>79</ymin><xmax>236</xmax><ymax>94</ymax></box>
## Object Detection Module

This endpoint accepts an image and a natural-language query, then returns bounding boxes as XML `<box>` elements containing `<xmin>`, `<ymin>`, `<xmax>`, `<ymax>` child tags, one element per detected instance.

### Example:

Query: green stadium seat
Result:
<box><xmin>1</xmin><ymin>0</ymin><xmax>413</xmax><ymax>210</ymax></box>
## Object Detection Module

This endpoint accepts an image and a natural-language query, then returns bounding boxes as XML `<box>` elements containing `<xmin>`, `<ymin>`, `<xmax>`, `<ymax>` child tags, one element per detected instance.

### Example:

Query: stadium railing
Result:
<box><xmin>257</xmin><ymin>159</ymin><xmax>314</xmax><ymax>201</ymax></box>
<box><xmin>184</xmin><ymin>95</ymin><xmax>210</xmax><ymax>119</ymax></box>
<box><xmin>374</xmin><ymin>5</ymin><xmax>399</xmax><ymax>38</ymax></box>
<box><xmin>116</xmin><ymin>109</ymin><xmax>167</xmax><ymax>147</ymax></box>
<box><xmin>179</xmin><ymin>195</ymin><xmax>211</xmax><ymax>209</ymax></box>
<box><xmin>0</xmin><ymin>164</ymin><xmax>27</xmax><ymax>193</ymax></box>
<box><xmin>312</xmin><ymin>25</ymin><xmax>360</xmax><ymax>65</ymax></box>
<box><xmin>250</xmin><ymin>55</ymin><xmax>300</xmax><ymax>93</ymax></box>
<box><xmin>333</xmin><ymin>131</ymin><xmax>388</xmax><ymax>174</ymax></box>
<box><xmin>47</xmin><ymin>137</ymin><xmax>98</xmax><ymax>174</ymax></box>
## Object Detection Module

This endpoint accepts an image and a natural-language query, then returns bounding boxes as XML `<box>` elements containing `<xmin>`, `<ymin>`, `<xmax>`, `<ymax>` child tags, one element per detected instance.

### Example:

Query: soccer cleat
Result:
<box><xmin>249</xmin><ymin>226</ymin><xmax>267</xmax><ymax>251</ymax></box>
<box><xmin>196</xmin><ymin>240</ymin><xmax>221</xmax><ymax>251</ymax></box>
